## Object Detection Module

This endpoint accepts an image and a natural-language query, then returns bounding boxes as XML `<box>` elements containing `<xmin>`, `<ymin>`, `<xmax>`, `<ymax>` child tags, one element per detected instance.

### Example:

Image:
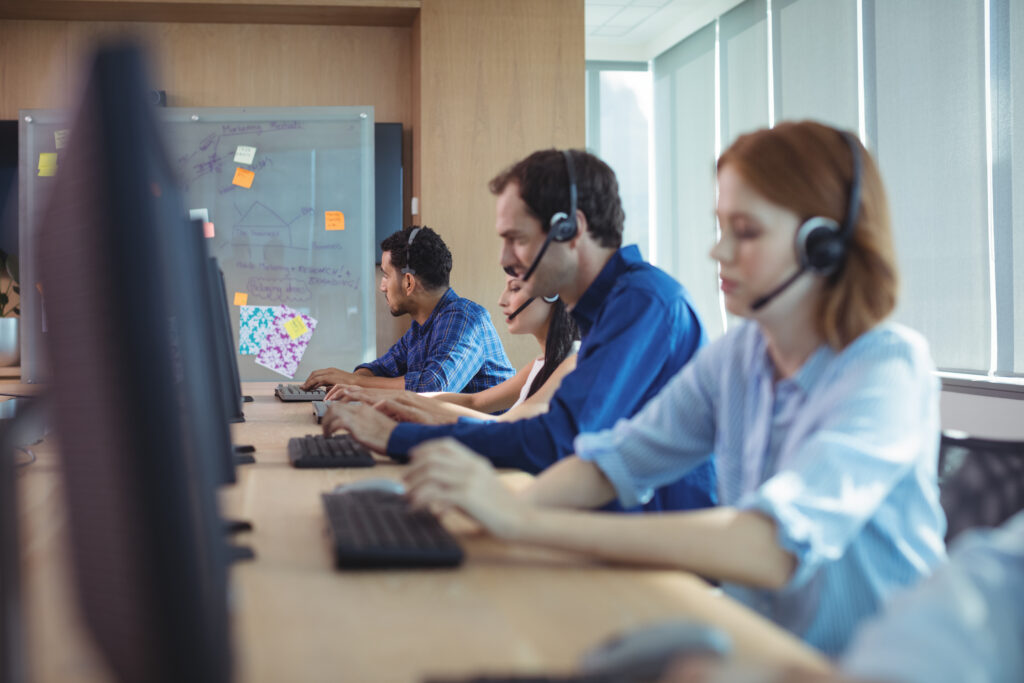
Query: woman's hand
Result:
<box><xmin>403</xmin><ymin>438</ymin><xmax>530</xmax><ymax>539</ymax></box>
<box><xmin>325</xmin><ymin>384</ymin><xmax>408</xmax><ymax>402</ymax></box>
<box><xmin>375</xmin><ymin>394</ymin><xmax>459</xmax><ymax>425</ymax></box>
<box><xmin>321</xmin><ymin>402</ymin><xmax>397</xmax><ymax>454</ymax></box>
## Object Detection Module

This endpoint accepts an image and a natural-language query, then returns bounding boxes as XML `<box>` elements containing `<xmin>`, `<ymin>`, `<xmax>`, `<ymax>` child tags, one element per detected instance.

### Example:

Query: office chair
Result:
<box><xmin>937</xmin><ymin>430</ymin><xmax>1024</xmax><ymax>544</ymax></box>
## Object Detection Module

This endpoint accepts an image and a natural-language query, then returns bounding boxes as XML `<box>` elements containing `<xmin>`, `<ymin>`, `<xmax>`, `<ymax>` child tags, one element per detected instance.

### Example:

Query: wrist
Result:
<box><xmin>497</xmin><ymin>499</ymin><xmax>536</xmax><ymax>541</ymax></box>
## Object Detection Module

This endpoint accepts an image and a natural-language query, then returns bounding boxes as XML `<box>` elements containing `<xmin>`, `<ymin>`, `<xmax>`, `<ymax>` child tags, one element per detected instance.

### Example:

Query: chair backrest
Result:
<box><xmin>938</xmin><ymin>430</ymin><xmax>1024</xmax><ymax>544</ymax></box>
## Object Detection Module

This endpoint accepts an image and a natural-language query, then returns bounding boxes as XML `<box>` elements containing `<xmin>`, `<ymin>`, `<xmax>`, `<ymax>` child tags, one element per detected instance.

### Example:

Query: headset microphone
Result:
<box><xmin>750</xmin><ymin>266</ymin><xmax>807</xmax><ymax>311</ymax></box>
<box><xmin>748</xmin><ymin>131</ymin><xmax>863</xmax><ymax>313</ymax></box>
<box><xmin>506</xmin><ymin>297</ymin><xmax>535</xmax><ymax>321</ymax></box>
<box><xmin>520</xmin><ymin>150</ymin><xmax>579</xmax><ymax>283</ymax></box>
<box><xmin>506</xmin><ymin>293</ymin><xmax>560</xmax><ymax>322</ymax></box>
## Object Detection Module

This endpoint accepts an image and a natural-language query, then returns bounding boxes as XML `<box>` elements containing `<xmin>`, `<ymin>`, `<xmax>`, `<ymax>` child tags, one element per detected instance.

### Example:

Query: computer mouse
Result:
<box><xmin>578</xmin><ymin>619</ymin><xmax>732</xmax><ymax>680</ymax></box>
<box><xmin>332</xmin><ymin>478</ymin><xmax>406</xmax><ymax>496</ymax></box>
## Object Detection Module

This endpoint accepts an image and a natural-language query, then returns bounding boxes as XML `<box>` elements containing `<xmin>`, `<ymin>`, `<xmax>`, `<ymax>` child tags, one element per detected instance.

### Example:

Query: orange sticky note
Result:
<box><xmin>233</xmin><ymin>292</ymin><xmax>248</xmax><ymax>306</ymax></box>
<box><xmin>325</xmin><ymin>211</ymin><xmax>345</xmax><ymax>231</ymax></box>
<box><xmin>203</xmin><ymin>221</ymin><xmax>215</xmax><ymax>238</ymax></box>
<box><xmin>283</xmin><ymin>315</ymin><xmax>309</xmax><ymax>339</ymax></box>
<box><xmin>232</xmin><ymin>167</ymin><xmax>255</xmax><ymax>189</ymax></box>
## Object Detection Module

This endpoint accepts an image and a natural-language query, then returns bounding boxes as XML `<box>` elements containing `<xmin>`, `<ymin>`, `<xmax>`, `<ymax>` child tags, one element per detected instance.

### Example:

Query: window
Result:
<box><xmin>585</xmin><ymin>62</ymin><xmax>652</xmax><ymax>258</ymax></box>
<box><xmin>648</xmin><ymin>0</ymin><xmax>1024</xmax><ymax>383</ymax></box>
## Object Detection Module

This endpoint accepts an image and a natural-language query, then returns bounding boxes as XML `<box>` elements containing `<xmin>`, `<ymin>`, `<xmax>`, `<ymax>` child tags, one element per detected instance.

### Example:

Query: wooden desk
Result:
<box><xmin>16</xmin><ymin>382</ymin><xmax>828</xmax><ymax>682</ymax></box>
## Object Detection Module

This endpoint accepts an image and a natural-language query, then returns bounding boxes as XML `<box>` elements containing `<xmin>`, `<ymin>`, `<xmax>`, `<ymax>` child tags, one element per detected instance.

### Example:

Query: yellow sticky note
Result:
<box><xmin>232</xmin><ymin>167</ymin><xmax>255</xmax><ymax>189</ymax></box>
<box><xmin>325</xmin><ymin>211</ymin><xmax>345</xmax><ymax>231</ymax></box>
<box><xmin>38</xmin><ymin>153</ymin><xmax>57</xmax><ymax>175</ymax></box>
<box><xmin>233</xmin><ymin>292</ymin><xmax>248</xmax><ymax>306</ymax></box>
<box><xmin>283</xmin><ymin>315</ymin><xmax>309</xmax><ymax>339</ymax></box>
<box><xmin>54</xmin><ymin>129</ymin><xmax>70</xmax><ymax>149</ymax></box>
<box><xmin>203</xmin><ymin>221</ymin><xmax>215</xmax><ymax>238</ymax></box>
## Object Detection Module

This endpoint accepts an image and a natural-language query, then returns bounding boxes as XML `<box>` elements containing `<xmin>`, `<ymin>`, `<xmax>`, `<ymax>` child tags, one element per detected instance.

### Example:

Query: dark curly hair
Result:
<box><xmin>380</xmin><ymin>225</ymin><xmax>452</xmax><ymax>290</ymax></box>
<box><xmin>488</xmin><ymin>149</ymin><xmax>624</xmax><ymax>249</ymax></box>
<box><xmin>526</xmin><ymin>298</ymin><xmax>580</xmax><ymax>399</ymax></box>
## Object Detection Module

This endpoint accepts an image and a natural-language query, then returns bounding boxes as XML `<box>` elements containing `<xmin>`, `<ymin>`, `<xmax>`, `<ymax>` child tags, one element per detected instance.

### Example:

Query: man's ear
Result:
<box><xmin>568</xmin><ymin>209</ymin><xmax>588</xmax><ymax>247</ymax></box>
<box><xmin>403</xmin><ymin>272</ymin><xmax>417</xmax><ymax>295</ymax></box>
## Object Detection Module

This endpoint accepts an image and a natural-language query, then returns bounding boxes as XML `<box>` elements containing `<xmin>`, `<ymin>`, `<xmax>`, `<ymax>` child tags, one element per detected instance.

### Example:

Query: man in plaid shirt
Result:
<box><xmin>302</xmin><ymin>226</ymin><xmax>514</xmax><ymax>394</ymax></box>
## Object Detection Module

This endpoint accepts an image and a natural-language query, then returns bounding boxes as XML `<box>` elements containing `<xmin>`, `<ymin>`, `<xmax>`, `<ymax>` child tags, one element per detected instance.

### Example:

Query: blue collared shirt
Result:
<box><xmin>841</xmin><ymin>510</ymin><xmax>1024</xmax><ymax>683</ymax></box>
<box><xmin>357</xmin><ymin>288</ymin><xmax>515</xmax><ymax>393</ymax></box>
<box><xmin>389</xmin><ymin>245</ymin><xmax>718</xmax><ymax>513</ymax></box>
<box><xmin>574</xmin><ymin>321</ymin><xmax>947</xmax><ymax>655</ymax></box>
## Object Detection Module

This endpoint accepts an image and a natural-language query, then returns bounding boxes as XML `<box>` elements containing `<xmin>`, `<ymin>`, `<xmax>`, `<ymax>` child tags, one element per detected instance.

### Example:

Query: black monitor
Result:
<box><xmin>205</xmin><ymin>255</ymin><xmax>245</xmax><ymax>425</ymax></box>
<box><xmin>38</xmin><ymin>42</ymin><xmax>232</xmax><ymax>683</ymax></box>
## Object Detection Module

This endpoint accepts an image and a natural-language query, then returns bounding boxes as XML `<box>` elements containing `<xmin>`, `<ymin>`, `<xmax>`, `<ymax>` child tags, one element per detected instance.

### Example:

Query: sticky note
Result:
<box><xmin>232</xmin><ymin>167</ymin><xmax>255</xmax><ymax>189</ymax></box>
<box><xmin>283</xmin><ymin>314</ymin><xmax>309</xmax><ymax>339</ymax></box>
<box><xmin>325</xmin><ymin>211</ymin><xmax>345</xmax><ymax>231</ymax></box>
<box><xmin>234</xmin><ymin>145</ymin><xmax>257</xmax><ymax>165</ymax></box>
<box><xmin>203</xmin><ymin>221</ymin><xmax>215</xmax><ymax>238</ymax></box>
<box><xmin>189</xmin><ymin>208</ymin><xmax>209</xmax><ymax>222</ymax></box>
<box><xmin>38</xmin><ymin>153</ymin><xmax>57</xmax><ymax>176</ymax></box>
<box><xmin>233</xmin><ymin>292</ymin><xmax>248</xmax><ymax>306</ymax></box>
<box><xmin>54</xmin><ymin>129</ymin><xmax>70</xmax><ymax>149</ymax></box>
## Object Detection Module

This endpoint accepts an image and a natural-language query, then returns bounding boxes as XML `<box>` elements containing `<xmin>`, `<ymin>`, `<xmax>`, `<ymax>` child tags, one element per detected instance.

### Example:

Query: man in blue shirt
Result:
<box><xmin>323</xmin><ymin>151</ymin><xmax>715</xmax><ymax>512</ymax></box>
<box><xmin>303</xmin><ymin>226</ymin><xmax>515</xmax><ymax>394</ymax></box>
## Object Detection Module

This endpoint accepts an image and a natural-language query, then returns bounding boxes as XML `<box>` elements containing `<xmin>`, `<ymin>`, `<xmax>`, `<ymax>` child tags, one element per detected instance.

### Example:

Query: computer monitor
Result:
<box><xmin>205</xmin><ymin>255</ymin><xmax>245</xmax><ymax>425</ymax></box>
<box><xmin>38</xmin><ymin>41</ymin><xmax>232</xmax><ymax>683</ymax></box>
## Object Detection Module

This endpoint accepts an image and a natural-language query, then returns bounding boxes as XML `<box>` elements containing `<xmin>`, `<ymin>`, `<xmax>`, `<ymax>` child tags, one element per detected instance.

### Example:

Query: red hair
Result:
<box><xmin>717</xmin><ymin>121</ymin><xmax>898</xmax><ymax>349</ymax></box>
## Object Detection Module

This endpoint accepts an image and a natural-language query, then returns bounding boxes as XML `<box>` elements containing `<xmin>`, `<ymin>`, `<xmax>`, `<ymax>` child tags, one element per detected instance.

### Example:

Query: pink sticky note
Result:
<box><xmin>203</xmin><ymin>221</ymin><xmax>215</xmax><ymax>238</ymax></box>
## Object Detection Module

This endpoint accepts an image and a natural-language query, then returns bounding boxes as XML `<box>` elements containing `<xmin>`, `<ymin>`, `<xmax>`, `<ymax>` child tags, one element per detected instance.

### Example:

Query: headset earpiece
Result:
<box><xmin>796</xmin><ymin>216</ymin><xmax>844</xmax><ymax>274</ymax></box>
<box><xmin>794</xmin><ymin>131</ymin><xmax>863</xmax><ymax>277</ymax></box>
<box><xmin>547</xmin><ymin>150</ymin><xmax>579</xmax><ymax>243</ymax></box>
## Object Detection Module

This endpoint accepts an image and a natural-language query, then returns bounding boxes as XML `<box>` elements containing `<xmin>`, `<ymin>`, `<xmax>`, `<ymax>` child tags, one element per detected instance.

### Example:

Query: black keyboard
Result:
<box><xmin>275</xmin><ymin>384</ymin><xmax>327</xmax><ymax>402</ymax></box>
<box><xmin>288</xmin><ymin>434</ymin><xmax>376</xmax><ymax>468</ymax></box>
<box><xmin>321</xmin><ymin>490</ymin><xmax>464</xmax><ymax>569</ymax></box>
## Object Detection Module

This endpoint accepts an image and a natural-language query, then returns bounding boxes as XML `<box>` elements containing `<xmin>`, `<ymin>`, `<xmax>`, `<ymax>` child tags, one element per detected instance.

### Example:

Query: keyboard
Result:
<box><xmin>288</xmin><ymin>434</ymin><xmax>376</xmax><ymax>468</ymax></box>
<box><xmin>321</xmin><ymin>490</ymin><xmax>464</xmax><ymax>569</ymax></box>
<box><xmin>275</xmin><ymin>384</ymin><xmax>327</xmax><ymax>402</ymax></box>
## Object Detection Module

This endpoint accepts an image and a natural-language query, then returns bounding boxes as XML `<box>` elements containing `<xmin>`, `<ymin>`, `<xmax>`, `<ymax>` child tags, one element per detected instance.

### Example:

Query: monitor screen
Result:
<box><xmin>38</xmin><ymin>42</ymin><xmax>232</xmax><ymax>683</ymax></box>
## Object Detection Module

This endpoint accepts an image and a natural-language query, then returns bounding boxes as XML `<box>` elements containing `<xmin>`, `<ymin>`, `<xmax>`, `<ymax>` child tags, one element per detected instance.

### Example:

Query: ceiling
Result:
<box><xmin>585</xmin><ymin>0</ymin><xmax>744</xmax><ymax>62</ymax></box>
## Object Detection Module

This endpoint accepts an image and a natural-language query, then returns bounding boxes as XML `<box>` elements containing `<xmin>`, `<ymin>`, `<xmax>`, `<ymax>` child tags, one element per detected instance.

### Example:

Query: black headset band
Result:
<box><xmin>838</xmin><ymin>131</ymin><xmax>863</xmax><ymax>242</ymax></box>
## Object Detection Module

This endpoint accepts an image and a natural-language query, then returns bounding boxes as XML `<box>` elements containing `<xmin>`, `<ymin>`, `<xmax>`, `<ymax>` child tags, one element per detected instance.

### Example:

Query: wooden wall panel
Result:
<box><xmin>1</xmin><ymin>17</ymin><xmax>414</xmax><ymax>358</ymax></box>
<box><xmin>417</xmin><ymin>0</ymin><xmax>585</xmax><ymax>368</ymax></box>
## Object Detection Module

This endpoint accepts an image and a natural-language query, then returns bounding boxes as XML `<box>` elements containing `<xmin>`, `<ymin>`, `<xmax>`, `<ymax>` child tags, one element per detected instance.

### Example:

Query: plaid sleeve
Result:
<box><xmin>355</xmin><ymin>329</ymin><xmax>409</xmax><ymax>378</ymax></box>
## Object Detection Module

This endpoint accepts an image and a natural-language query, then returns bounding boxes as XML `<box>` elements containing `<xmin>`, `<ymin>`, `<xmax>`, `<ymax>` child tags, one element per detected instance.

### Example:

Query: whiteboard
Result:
<box><xmin>19</xmin><ymin>106</ymin><xmax>376</xmax><ymax>382</ymax></box>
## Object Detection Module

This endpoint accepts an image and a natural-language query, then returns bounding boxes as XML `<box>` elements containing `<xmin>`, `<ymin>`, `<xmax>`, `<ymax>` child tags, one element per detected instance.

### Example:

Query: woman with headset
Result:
<box><xmin>328</xmin><ymin>273</ymin><xmax>581</xmax><ymax>424</ymax></box>
<box><xmin>398</xmin><ymin>121</ymin><xmax>947</xmax><ymax>656</ymax></box>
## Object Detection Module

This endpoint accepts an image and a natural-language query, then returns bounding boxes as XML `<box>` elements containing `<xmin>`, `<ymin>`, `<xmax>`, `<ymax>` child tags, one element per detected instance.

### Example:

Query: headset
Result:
<box><xmin>750</xmin><ymin>130</ymin><xmax>863</xmax><ymax>311</ymax></box>
<box><xmin>506</xmin><ymin>293</ymin><xmax>560</xmax><ymax>322</ymax></box>
<box><xmin>519</xmin><ymin>150</ymin><xmax>579</xmax><ymax>283</ymax></box>
<box><xmin>401</xmin><ymin>227</ymin><xmax>421</xmax><ymax>276</ymax></box>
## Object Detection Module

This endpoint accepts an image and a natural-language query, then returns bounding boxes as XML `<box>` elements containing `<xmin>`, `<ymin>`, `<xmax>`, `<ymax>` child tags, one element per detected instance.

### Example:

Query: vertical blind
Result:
<box><xmin>652</xmin><ymin>23</ymin><xmax>722</xmax><ymax>338</ymax></box>
<box><xmin>650</xmin><ymin>0</ymin><xmax>1021</xmax><ymax>378</ymax></box>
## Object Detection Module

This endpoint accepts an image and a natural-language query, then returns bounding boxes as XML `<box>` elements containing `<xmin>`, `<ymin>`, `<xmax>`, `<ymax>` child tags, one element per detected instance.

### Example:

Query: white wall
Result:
<box><xmin>940</xmin><ymin>391</ymin><xmax>1024</xmax><ymax>439</ymax></box>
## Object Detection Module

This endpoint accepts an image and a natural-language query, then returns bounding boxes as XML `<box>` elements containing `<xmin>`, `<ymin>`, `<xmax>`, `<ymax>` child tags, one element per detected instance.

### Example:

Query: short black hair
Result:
<box><xmin>488</xmin><ymin>149</ymin><xmax>624</xmax><ymax>249</ymax></box>
<box><xmin>380</xmin><ymin>225</ymin><xmax>452</xmax><ymax>290</ymax></box>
